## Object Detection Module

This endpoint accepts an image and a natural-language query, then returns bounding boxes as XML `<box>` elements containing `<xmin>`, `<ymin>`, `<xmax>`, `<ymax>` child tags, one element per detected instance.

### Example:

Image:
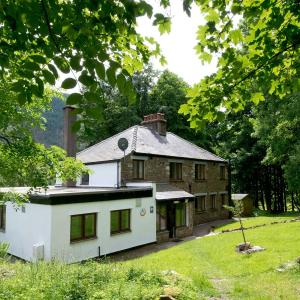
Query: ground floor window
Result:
<box><xmin>221</xmin><ymin>194</ymin><xmax>227</xmax><ymax>207</ymax></box>
<box><xmin>195</xmin><ymin>196</ymin><xmax>206</xmax><ymax>212</ymax></box>
<box><xmin>176</xmin><ymin>203</ymin><xmax>186</xmax><ymax>227</ymax></box>
<box><xmin>210</xmin><ymin>194</ymin><xmax>216</xmax><ymax>209</ymax></box>
<box><xmin>111</xmin><ymin>209</ymin><xmax>131</xmax><ymax>234</ymax></box>
<box><xmin>0</xmin><ymin>205</ymin><xmax>6</xmax><ymax>231</ymax></box>
<box><xmin>70</xmin><ymin>213</ymin><xmax>97</xmax><ymax>242</ymax></box>
<box><xmin>156</xmin><ymin>204</ymin><xmax>167</xmax><ymax>231</ymax></box>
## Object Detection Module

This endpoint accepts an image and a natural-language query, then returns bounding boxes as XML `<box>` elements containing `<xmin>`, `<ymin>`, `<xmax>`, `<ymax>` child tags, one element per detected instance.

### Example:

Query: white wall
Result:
<box><xmin>50</xmin><ymin>192</ymin><xmax>156</xmax><ymax>263</ymax></box>
<box><xmin>0</xmin><ymin>203</ymin><xmax>52</xmax><ymax>261</ymax></box>
<box><xmin>84</xmin><ymin>162</ymin><xmax>119</xmax><ymax>187</ymax></box>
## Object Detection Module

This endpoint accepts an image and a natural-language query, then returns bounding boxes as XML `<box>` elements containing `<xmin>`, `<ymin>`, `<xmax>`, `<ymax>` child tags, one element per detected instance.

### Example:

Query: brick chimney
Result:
<box><xmin>63</xmin><ymin>105</ymin><xmax>76</xmax><ymax>187</ymax></box>
<box><xmin>141</xmin><ymin>113</ymin><xmax>167</xmax><ymax>136</ymax></box>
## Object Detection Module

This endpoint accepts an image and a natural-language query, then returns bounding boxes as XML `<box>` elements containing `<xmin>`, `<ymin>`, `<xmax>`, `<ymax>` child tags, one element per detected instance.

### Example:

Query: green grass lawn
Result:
<box><xmin>125</xmin><ymin>221</ymin><xmax>300</xmax><ymax>299</ymax></box>
<box><xmin>215</xmin><ymin>210</ymin><xmax>300</xmax><ymax>232</ymax></box>
<box><xmin>1</xmin><ymin>213</ymin><xmax>300</xmax><ymax>299</ymax></box>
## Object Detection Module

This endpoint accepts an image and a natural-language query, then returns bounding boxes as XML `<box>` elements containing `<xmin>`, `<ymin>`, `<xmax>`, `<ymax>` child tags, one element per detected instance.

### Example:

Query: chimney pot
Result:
<box><xmin>141</xmin><ymin>113</ymin><xmax>167</xmax><ymax>136</ymax></box>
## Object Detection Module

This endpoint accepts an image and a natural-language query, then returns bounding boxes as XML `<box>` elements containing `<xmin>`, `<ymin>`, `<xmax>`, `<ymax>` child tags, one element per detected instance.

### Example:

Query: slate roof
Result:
<box><xmin>156</xmin><ymin>183</ymin><xmax>195</xmax><ymax>201</ymax></box>
<box><xmin>77</xmin><ymin>125</ymin><xmax>226</xmax><ymax>164</ymax></box>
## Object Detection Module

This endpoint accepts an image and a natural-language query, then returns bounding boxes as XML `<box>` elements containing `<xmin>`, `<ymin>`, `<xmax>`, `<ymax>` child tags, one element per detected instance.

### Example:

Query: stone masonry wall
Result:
<box><xmin>121</xmin><ymin>155</ymin><xmax>229</xmax><ymax>225</ymax></box>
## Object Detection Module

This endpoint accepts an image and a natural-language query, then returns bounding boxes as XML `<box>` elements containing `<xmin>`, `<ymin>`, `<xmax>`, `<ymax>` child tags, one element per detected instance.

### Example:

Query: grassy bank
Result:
<box><xmin>126</xmin><ymin>221</ymin><xmax>300</xmax><ymax>299</ymax></box>
<box><xmin>1</xmin><ymin>213</ymin><xmax>300</xmax><ymax>299</ymax></box>
<box><xmin>215</xmin><ymin>210</ymin><xmax>300</xmax><ymax>232</ymax></box>
<box><xmin>0</xmin><ymin>259</ymin><xmax>198</xmax><ymax>300</ymax></box>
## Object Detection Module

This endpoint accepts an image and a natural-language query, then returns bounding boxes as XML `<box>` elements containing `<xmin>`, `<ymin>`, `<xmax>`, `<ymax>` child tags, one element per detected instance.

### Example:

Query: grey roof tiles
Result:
<box><xmin>77</xmin><ymin>125</ymin><xmax>226</xmax><ymax>164</ymax></box>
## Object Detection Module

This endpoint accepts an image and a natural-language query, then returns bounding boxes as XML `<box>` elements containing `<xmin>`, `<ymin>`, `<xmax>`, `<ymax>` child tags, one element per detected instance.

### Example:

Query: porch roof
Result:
<box><xmin>156</xmin><ymin>183</ymin><xmax>194</xmax><ymax>201</ymax></box>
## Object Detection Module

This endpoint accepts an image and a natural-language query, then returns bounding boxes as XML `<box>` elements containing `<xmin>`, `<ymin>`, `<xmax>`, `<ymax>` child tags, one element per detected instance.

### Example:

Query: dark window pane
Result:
<box><xmin>111</xmin><ymin>211</ymin><xmax>119</xmax><ymax>233</ymax></box>
<box><xmin>71</xmin><ymin>215</ymin><xmax>82</xmax><ymax>240</ymax></box>
<box><xmin>157</xmin><ymin>204</ymin><xmax>167</xmax><ymax>231</ymax></box>
<box><xmin>133</xmin><ymin>160</ymin><xmax>144</xmax><ymax>179</ymax></box>
<box><xmin>170</xmin><ymin>163</ymin><xmax>182</xmax><ymax>180</ymax></box>
<box><xmin>0</xmin><ymin>205</ymin><xmax>5</xmax><ymax>230</ymax></box>
<box><xmin>121</xmin><ymin>210</ymin><xmax>130</xmax><ymax>230</ymax></box>
<box><xmin>81</xmin><ymin>173</ymin><xmax>89</xmax><ymax>185</ymax></box>
<box><xmin>176</xmin><ymin>203</ymin><xmax>186</xmax><ymax>227</ymax></box>
<box><xmin>84</xmin><ymin>214</ymin><xmax>96</xmax><ymax>237</ymax></box>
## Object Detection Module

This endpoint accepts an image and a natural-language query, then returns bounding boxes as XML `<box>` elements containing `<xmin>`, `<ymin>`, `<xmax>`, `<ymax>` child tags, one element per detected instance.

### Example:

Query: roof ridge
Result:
<box><xmin>131</xmin><ymin>125</ymin><xmax>138</xmax><ymax>152</ymax></box>
<box><xmin>167</xmin><ymin>132</ymin><xmax>226</xmax><ymax>162</ymax></box>
<box><xmin>77</xmin><ymin>125</ymin><xmax>137</xmax><ymax>156</ymax></box>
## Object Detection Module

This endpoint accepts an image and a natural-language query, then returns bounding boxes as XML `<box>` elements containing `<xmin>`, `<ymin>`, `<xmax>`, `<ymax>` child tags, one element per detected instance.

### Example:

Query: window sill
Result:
<box><xmin>194</xmin><ymin>179</ymin><xmax>207</xmax><ymax>182</ymax></box>
<box><xmin>111</xmin><ymin>230</ymin><xmax>131</xmax><ymax>236</ymax></box>
<box><xmin>176</xmin><ymin>225</ymin><xmax>188</xmax><ymax>229</ymax></box>
<box><xmin>195</xmin><ymin>210</ymin><xmax>206</xmax><ymax>214</ymax></box>
<box><xmin>156</xmin><ymin>229</ymin><xmax>169</xmax><ymax>233</ymax></box>
<box><xmin>169</xmin><ymin>179</ymin><xmax>184</xmax><ymax>182</ymax></box>
<box><xmin>70</xmin><ymin>236</ymin><xmax>97</xmax><ymax>244</ymax></box>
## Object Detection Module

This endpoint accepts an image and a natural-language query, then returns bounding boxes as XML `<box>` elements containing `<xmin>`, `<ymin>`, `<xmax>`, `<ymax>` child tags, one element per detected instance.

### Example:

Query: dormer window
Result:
<box><xmin>81</xmin><ymin>173</ymin><xmax>89</xmax><ymax>185</ymax></box>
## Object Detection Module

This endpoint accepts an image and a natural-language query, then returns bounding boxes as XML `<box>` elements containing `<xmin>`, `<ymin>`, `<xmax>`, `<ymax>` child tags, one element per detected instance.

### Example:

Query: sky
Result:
<box><xmin>137</xmin><ymin>0</ymin><xmax>217</xmax><ymax>85</ymax></box>
<box><xmin>57</xmin><ymin>1</ymin><xmax>216</xmax><ymax>92</ymax></box>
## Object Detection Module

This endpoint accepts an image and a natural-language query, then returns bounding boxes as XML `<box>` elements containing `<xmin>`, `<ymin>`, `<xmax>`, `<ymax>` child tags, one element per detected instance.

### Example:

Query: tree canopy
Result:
<box><xmin>0</xmin><ymin>0</ymin><xmax>173</xmax><ymax>109</ymax></box>
<box><xmin>180</xmin><ymin>0</ymin><xmax>300</xmax><ymax>127</ymax></box>
<box><xmin>0</xmin><ymin>81</ymin><xmax>86</xmax><ymax>191</ymax></box>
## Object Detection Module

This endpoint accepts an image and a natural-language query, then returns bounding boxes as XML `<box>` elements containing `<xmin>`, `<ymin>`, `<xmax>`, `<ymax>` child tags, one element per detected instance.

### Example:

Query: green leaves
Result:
<box><xmin>67</xmin><ymin>93</ymin><xmax>83</xmax><ymax>105</ymax></box>
<box><xmin>61</xmin><ymin>78</ymin><xmax>77</xmax><ymax>89</ymax></box>
<box><xmin>106</xmin><ymin>67</ymin><xmax>116</xmax><ymax>87</ymax></box>
<box><xmin>95</xmin><ymin>62</ymin><xmax>105</xmax><ymax>80</ymax></box>
<box><xmin>30</xmin><ymin>55</ymin><xmax>47</xmax><ymax>64</ymax></box>
<box><xmin>78</xmin><ymin>71</ymin><xmax>94</xmax><ymax>86</ymax></box>
<box><xmin>53</xmin><ymin>57</ymin><xmax>70</xmax><ymax>74</ymax></box>
<box><xmin>48</xmin><ymin>64</ymin><xmax>59</xmax><ymax>79</ymax></box>
<box><xmin>229</xmin><ymin>29</ymin><xmax>243</xmax><ymax>45</ymax></box>
<box><xmin>42</xmin><ymin>70</ymin><xmax>56</xmax><ymax>85</ymax></box>
<box><xmin>153</xmin><ymin>14</ymin><xmax>171</xmax><ymax>34</ymax></box>
<box><xmin>251</xmin><ymin>92</ymin><xmax>265</xmax><ymax>105</ymax></box>
<box><xmin>70</xmin><ymin>56</ymin><xmax>82</xmax><ymax>71</ymax></box>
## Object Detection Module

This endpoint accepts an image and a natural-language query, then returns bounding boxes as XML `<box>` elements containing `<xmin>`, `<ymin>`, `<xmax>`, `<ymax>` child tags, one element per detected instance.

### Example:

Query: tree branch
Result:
<box><xmin>227</xmin><ymin>41</ymin><xmax>300</xmax><ymax>93</ymax></box>
<box><xmin>40</xmin><ymin>0</ymin><xmax>61</xmax><ymax>52</ymax></box>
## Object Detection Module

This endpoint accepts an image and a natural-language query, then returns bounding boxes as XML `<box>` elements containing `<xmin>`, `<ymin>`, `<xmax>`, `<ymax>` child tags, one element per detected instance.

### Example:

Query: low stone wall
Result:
<box><xmin>176</xmin><ymin>226</ymin><xmax>193</xmax><ymax>238</ymax></box>
<box><xmin>157</xmin><ymin>231</ymin><xmax>170</xmax><ymax>243</ymax></box>
<box><xmin>194</xmin><ymin>209</ymin><xmax>229</xmax><ymax>225</ymax></box>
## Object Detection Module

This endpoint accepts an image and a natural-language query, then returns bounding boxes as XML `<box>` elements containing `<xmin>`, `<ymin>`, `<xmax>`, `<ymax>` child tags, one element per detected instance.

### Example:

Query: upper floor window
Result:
<box><xmin>111</xmin><ymin>209</ymin><xmax>131</xmax><ymax>235</ymax></box>
<box><xmin>195</xmin><ymin>195</ymin><xmax>206</xmax><ymax>212</ymax></box>
<box><xmin>210</xmin><ymin>194</ymin><xmax>216</xmax><ymax>209</ymax></box>
<box><xmin>70</xmin><ymin>213</ymin><xmax>97</xmax><ymax>242</ymax></box>
<box><xmin>0</xmin><ymin>205</ymin><xmax>6</xmax><ymax>231</ymax></box>
<box><xmin>81</xmin><ymin>173</ymin><xmax>89</xmax><ymax>185</ymax></box>
<box><xmin>133</xmin><ymin>160</ymin><xmax>144</xmax><ymax>179</ymax></box>
<box><xmin>195</xmin><ymin>164</ymin><xmax>206</xmax><ymax>180</ymax></box>
<box><xmin>220</xmin><ymin>165</ymin><xmax>226</xmax><ymax>180</ymax></box>
<box><xmin>170</xmin><ymin>162</ymin><xmax>182</xmax><ymax>180</ymax></box>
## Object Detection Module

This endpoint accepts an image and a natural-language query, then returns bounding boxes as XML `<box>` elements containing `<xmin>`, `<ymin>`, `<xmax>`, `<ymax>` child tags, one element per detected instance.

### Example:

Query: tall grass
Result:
<box><xmin>0</xmin><ymin>258</ymin><xmax>198</xmax><ymax>300</ymax></box>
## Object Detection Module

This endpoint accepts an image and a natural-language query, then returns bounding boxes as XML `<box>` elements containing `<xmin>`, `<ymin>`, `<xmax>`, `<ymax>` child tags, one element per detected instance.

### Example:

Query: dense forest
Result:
<box><xmin>35</xmin><ymin>66</ymin><xmax>300</xmax><ymax>213</ymax></box>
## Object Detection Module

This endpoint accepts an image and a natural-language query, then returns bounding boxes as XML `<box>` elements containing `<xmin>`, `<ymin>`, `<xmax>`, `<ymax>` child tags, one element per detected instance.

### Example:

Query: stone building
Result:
<box><xmin>77</xmin><ymin>113</ymin><xmax>229</xmax><ymax>242</ymax></box>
